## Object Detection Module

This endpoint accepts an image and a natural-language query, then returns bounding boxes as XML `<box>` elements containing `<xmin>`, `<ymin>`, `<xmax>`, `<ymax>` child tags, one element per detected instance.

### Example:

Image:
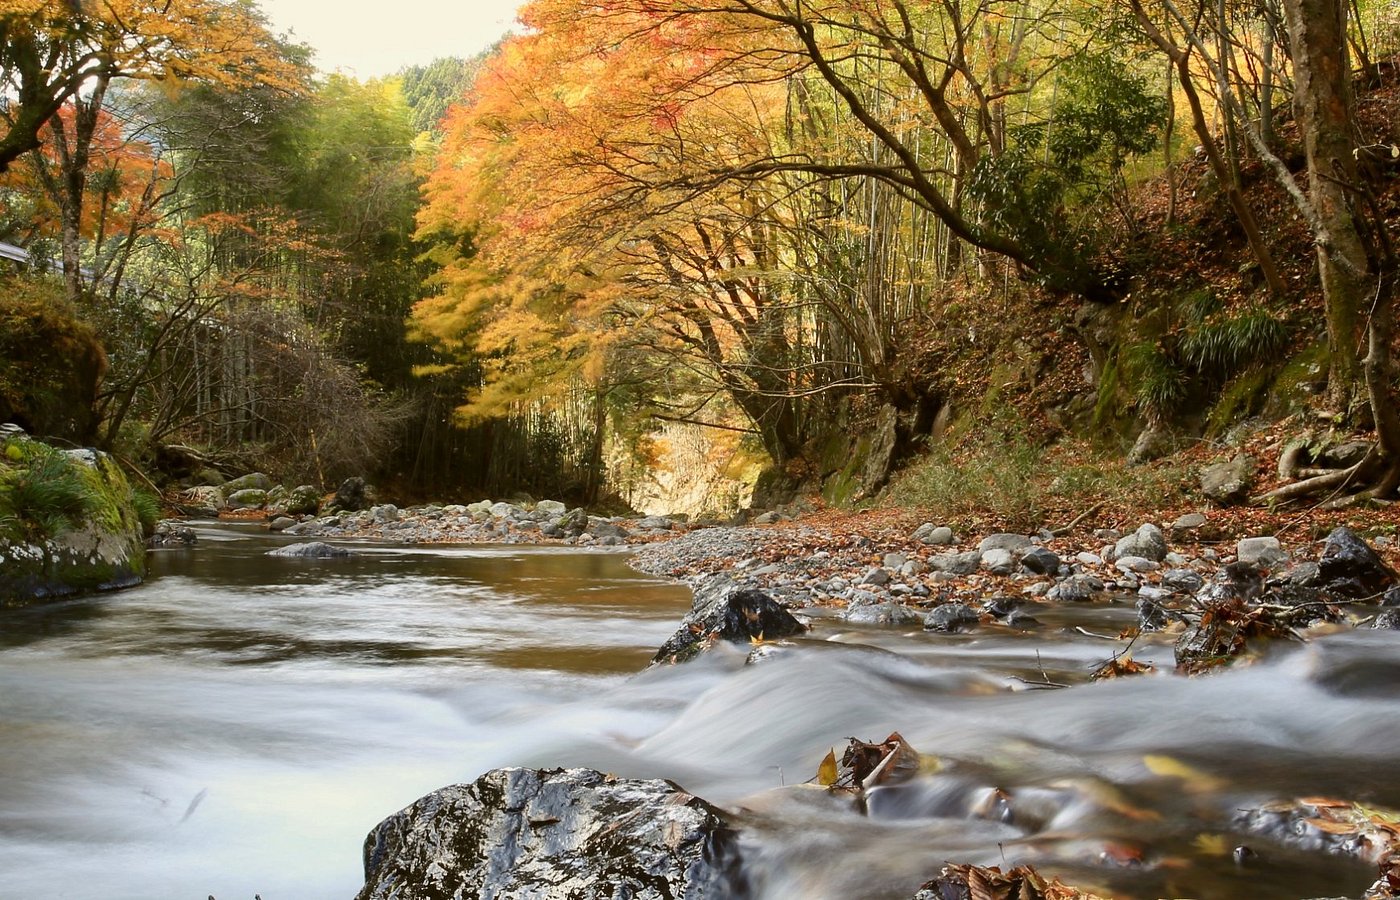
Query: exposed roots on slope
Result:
<box><xmin>1255</xmin><ymin>445</ymin><xmax>1400</xmax><ymax>509</ymax></box>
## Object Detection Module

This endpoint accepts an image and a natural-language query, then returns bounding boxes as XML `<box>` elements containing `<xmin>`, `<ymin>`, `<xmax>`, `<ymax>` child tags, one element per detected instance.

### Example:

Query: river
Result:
<box><xmin>1</xmin><ymin>523</ymin><xmax>1397</xmax><ymax>899</ymax></box>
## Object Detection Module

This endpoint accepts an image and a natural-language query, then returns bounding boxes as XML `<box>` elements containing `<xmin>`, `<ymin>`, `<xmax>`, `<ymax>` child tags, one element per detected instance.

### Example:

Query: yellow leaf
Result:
<box><xmin>1143</xmin><ymin>754</ymin><xmax>1227</xmax><ymax>793</ymax></box>
<box><xmin>1191</xmin><ymin>833</ymin><xmax>1231</xmax><ymax>857</ymax></box>
<box><xmin>816</xmin><ymin>749</ymin><xmax>838</xmax><ymax>787</ymax></box>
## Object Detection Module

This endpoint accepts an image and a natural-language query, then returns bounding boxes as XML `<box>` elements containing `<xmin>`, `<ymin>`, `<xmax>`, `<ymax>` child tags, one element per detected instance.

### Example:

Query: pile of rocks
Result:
<box><xmin>631</xmin><ymin>516</ymin><xmax>1400</xmax><ymax>653</ymax></box>
<box><xmin>283</xmin><ymin>499</ymin><xmax>685</xmax><ymax>546</ymax></box>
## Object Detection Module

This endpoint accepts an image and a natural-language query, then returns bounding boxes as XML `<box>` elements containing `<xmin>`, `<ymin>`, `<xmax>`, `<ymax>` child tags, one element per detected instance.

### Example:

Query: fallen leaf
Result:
<box><xmin>816</xmin><ymin>749</ymin><xmax>838</xmax><ymax>787</ymax></box>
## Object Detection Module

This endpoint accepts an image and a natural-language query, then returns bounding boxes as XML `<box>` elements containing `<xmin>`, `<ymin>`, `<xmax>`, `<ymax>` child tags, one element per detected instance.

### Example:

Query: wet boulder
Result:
<box><xmin>1161</xmin><ymin>568</ymin><xmax>1205</xmax><ymax>594</ymax></box>
<box><xmin>652</xmin><ymin>582</ymin><xmax>805</xmax><ymax>664</ymax></box>
<box><xmin>924</xmin><ymin>602</ymin><xmax>979</xmax><ymax>633</ymax></box>
<box><xmin>845</xmin><ymin>602</ymin><xmax>923</xmax><ymax>626</ymax></box>
<box><xmin>1136</xmin><ymin>598</ymin><xmax>1171</xmax><ymax>632</ymax></box>
<box><xmin>1317</xmin><ymin>527</ymin><xmax>1395</xmax><ymax>599</ymax></box>
<box><xmin>148</xmin><ymin>521</ymin><xmax>196</xmax><ymax>548</ymax></box>
<box><xmin>266</xmin><ymin>541</ymin><xmax>355</xmax><ymax>558</ymax></box>
<box><xmin>357</xmin><ymin>767</ymin><xmax>745</xmax><ymax>900</ymax></box>
<box><xmin>1048</xmin><ymin>575</ymin><xmax>1103</xmax><ymax>603</ymax></box>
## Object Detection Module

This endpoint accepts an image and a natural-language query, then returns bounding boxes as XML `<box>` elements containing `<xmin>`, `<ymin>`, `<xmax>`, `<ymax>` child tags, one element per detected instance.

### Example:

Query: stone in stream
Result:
<box><xmin>1373</xmin><ymin>609</ymin><xmax>1400</xmax><ymax>630</ymax></box>
<box><xmin>265</xmin><ymin>541</ymin><xmax>355</xmax><ymax>558</ymax></box>
<box><xmin>1316</xmin><ymin>527</ymin><xmax>1395</xmax><ymax>599</ymax></box>
<box><xmin>844</xmin><ymin>602</ymin><xmax>923</xmax><ymax>626</ymax></box>
<box><xmin>924</xmin><ymin>602</ymin><xmax>979</xmax><ymax>633</ymax></box>
<box><xmin>356</xmin><ymin>767</ymin><xmax>745</xmax><ymax>900</ymax></box>
<box><xmin>1048</xmin><ymin>575</ymin><xmax>1103</xmax><ymax>603</ymax></box>
<box><xmin>651</xmin><ymin>580</ymin><xmax>806</xmax><ymax>664</ymax></box>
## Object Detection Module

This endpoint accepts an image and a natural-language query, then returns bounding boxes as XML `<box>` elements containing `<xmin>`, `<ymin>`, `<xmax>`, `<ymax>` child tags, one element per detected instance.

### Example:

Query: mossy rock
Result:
<box><xmin>0</xmin><ymin>276</ymin><xmax>106</xmax><ymax>442</ymax></box>
<box><xmin>0</xmin><ymin>435</ymin><xmax>146</xmax><ymax>607</ymax></box>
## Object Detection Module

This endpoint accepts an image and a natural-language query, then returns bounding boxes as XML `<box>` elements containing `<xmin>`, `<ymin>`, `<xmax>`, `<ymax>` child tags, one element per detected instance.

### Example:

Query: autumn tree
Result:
<box><xmin>0</xmin><ymin>0</ymin><xmax>296</xmax><ymax>173</ymax></box>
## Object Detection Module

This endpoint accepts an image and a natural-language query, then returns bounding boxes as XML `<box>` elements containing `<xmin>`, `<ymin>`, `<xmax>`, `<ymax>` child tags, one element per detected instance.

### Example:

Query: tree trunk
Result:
<box><xmin>1281</xmin><ymin>0</ymin><xmax>1370</xmax><ymax>413</ymax></box>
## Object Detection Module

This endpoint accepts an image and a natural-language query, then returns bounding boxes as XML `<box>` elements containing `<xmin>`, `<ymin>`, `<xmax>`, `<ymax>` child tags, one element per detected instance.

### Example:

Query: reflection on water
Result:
<box><xmin>1</xmin><ymin>523</ymin><xmax>1398</xmax><ymax>899</ymax></box>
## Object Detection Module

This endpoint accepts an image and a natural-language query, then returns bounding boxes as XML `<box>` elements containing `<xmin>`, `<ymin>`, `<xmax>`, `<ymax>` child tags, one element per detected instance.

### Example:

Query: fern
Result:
<box><xmin>0</xmin><ymin>445</ymin><xmax>97</xmax><ymax>542</ymax></box>
<box><xmin>1123</xmin><ymin>340</ymin><xmax>1188</xmax><ymax>416</ymax></box>
<box><xmin>1180</xmin><ymin>307</ymin><xmax>1288</xmax><ymax>375</ymax></box>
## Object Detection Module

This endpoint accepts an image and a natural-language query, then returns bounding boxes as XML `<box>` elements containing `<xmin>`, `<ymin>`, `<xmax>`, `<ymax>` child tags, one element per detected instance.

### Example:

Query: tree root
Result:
<box><xmin>1255</xmin><ymin>445</ymin><xmax>1399</xmax><ymax>507</ymax></box>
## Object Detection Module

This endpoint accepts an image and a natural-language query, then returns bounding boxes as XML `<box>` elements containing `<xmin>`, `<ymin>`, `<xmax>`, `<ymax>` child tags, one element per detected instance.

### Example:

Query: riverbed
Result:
<box><xmin>1</xmin><ymin>523</ymin><xmax>1396</xmax><ymax>898</ymax></box>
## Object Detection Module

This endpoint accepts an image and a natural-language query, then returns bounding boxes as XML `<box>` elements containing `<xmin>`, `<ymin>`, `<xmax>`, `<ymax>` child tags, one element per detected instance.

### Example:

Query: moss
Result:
<box><xmin>1205</xmin><ymin>365</ymin><xmax>1276</xmax><ymax>438</ymax></box>
<box><xmin>1264</xmin><ymin>342</ymin><xmax>1329</xmax><ymax>419</ymax></box>
<box><xmin>822</xmin><ymin>435</ymin><xmax>869</xmax><ymax>507</ymax></box>
<box><xmin>0</xmin><ymin>434</ymin><xmax>146</xmax><ymax>607</ymax></box>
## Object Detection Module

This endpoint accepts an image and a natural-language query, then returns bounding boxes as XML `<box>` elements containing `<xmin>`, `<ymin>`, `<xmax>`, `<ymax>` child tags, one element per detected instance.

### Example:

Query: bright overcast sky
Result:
<box><xmin>258</xmin><ymin>0</ymin><xmax>524</xmax><ymax>78</ymax></box>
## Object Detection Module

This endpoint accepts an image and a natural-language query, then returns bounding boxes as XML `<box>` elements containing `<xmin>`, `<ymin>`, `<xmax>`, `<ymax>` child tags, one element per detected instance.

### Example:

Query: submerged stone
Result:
<box><xmin>265</xmin><ymin>541</ymin><xmax>355</xmax><ymax>558</ymax></box>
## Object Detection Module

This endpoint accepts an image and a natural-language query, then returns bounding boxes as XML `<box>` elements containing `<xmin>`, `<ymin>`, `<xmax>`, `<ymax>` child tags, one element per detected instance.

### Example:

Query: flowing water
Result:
<box><xmin>1</xmin><ymin>524</ymin><xmax>1397</xmax><ymax>899</ymax></box>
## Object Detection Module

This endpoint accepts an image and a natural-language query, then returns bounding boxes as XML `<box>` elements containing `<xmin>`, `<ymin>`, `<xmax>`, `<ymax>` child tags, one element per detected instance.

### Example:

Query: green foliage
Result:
<box><xmin>0</xmin><ymin>440</ymin><xmax>98</xmax><ymax>543</ymax></box>
<box><xmin>968</xmin><ymin>53</ymin><xmax>1168</xmax><ymax>279</ymax></box>
<box><xmin>1109</xmin><ymin>289</ymin><xmax>1292</xmax><ymax>423</ymax></box>
<box><xmin>1180</xmin><ymin>307</ymin><xmax>1289</xmax><ymax>374</ymax></box>
<box><xmin>883</xmin><ymin>428</ymin><xmax>1191</xmax><ymax>531</ymax></box>
<box><xmin>0</xmin><ymin>276</ymin><xmax>105</xmax><ymax>442</ymax></box>
<box><xmin>399</xmin><ymin>55</ymin><xmax>486</xmax><ymax>135</ymax></box>
<box><xmin>130</xmin><ymin>489</ymin><xmax>162</xmax><ymax>535</ymax></box>
<box><xmin>882</xmin><ymin>424</ymin><xmax>1046</xmax><ymax>529</ymax></box>
<box><xmin>1123</xmin><ymin>339</ymin><xmax>1188</xmax><ymax>416</ymax></box>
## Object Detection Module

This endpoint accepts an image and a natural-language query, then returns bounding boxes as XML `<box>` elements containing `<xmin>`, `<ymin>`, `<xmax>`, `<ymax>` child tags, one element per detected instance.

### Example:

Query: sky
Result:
<box><xmin>257</xmin><ymin>0</ymin><xmax>524</xmax><ymax>78</ymax></box>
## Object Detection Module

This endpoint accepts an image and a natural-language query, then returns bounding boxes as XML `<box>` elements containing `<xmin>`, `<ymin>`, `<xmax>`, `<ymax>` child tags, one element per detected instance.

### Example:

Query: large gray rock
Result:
<box><xmin>0</xmin><ymin>441</ymin><xmax>146</xmax><ymax>607</ymax></box>
<box><xmin>1199</xmin><ymin>455</ymin><xmax>1256</xmax><ymax>505</ymax></box>
<box><xmin>1113</xmin><ymin>523</ymin><xmax>1167</xmax><ymax>562</ymax></box>
<box><xmin>1236</xmin><ymin>536</ymin><xmax>1286</xmax><ymax>568</ymax></box>
<box><xmin>929</xmin><ymin>550</ymin><xmax>981</xmax><ymax>575</ymax></box>
<box><xmin>978</xmin><ymin>533</ymin><xmax>1033</xmax><ymax>555</ymax></box>
<box><xmin>357</xmin><ymin>767</ymin><xmax>745</xmax><ymax>900</ymax></box>
<box><xmin>980</xmin><ymin>548</ymin><xmax>1016</xmax><ymax>575</ymax></box>
<box><xmin>225</xmin><ymin>488</ymin><xmax>268</xmax><ymax>509</ymax></box>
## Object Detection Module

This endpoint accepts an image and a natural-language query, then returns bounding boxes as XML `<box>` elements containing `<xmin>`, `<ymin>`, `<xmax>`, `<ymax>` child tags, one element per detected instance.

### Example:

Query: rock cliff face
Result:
<box><xmin>357</xmin><ymin>767</ymin><xmax>746</xmax><ymax>900</ymax></box>
<box><xmin>0</xmin><ymin>435</ymin><xmax>146</xmax><ymax>607</ymax></box>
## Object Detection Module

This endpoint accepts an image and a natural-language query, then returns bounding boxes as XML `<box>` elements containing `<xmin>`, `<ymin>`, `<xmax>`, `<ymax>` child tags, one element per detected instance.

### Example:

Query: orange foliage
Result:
<box><xmin>414</xmin><ymin>0</ymin><xmax>797</xmax><ymax>419</ymax></box>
